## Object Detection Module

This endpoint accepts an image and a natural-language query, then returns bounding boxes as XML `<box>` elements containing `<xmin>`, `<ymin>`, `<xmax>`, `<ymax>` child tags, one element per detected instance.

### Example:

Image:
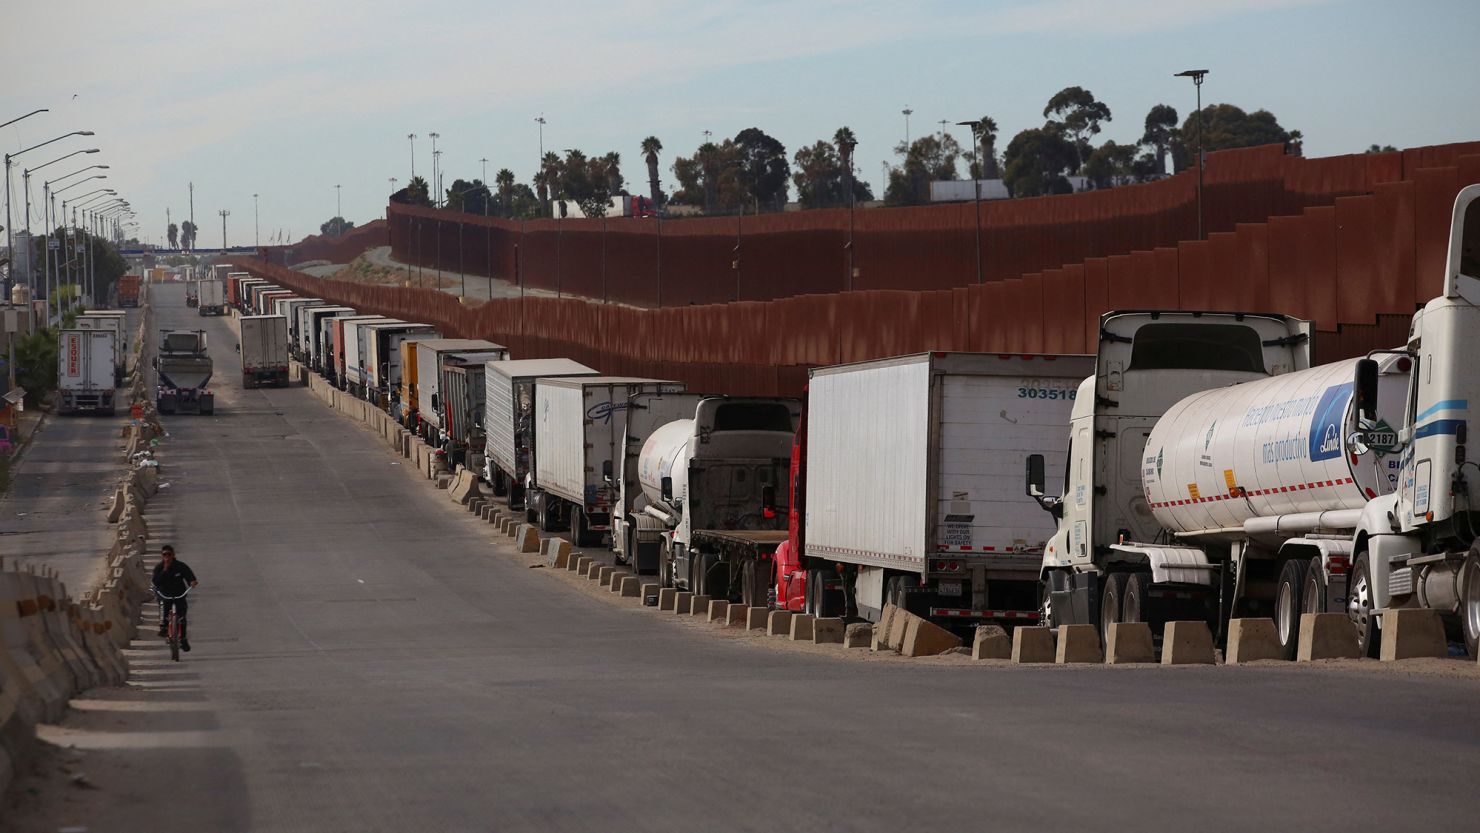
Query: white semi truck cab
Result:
<box><xmin>1030</xmin><ymin>183</ymin><xmax>1480</xmax><ymax>657</ymax></box>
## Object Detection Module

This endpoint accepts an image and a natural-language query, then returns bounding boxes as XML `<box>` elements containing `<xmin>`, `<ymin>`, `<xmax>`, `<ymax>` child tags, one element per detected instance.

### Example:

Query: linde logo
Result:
<box><xmin>1307</xmin><ymin>382</ymin><xmax>1353</xmax><ymax>462</ymax></box>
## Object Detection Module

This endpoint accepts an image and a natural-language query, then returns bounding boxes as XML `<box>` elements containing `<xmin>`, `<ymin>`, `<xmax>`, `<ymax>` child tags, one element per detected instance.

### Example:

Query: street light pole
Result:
<box><xmin>902</xmin><ymin>107</ymin><xmax>913</xmax><ymax>146</ymax></box>
<box><xmin>335</xmin><ymin>184</ymin><xmax>342</xmax><ymax>235</ymax></box>
<box><xmin>1175</xmin><ymin>69</ymin><xmax>1209</xmax><ymax>240</ymax></box>
<box><xmin>480</xmin><ymin>158</ymin><xmax>489</xmax><ymax>215</ymax></box>
<box><xmin>219</xmin><ymin>209</ymin><xmax>230</xmax><ymax>251</ymax></box>
<box><xmin>3</xmin><ymin>126</ymin><xmax>93</xmax><ymax>298</ymax></box>
<box><xmin>428</xmin><ymin>133</ymin><xmax>440</xmax><ymax>206</ymax></box>
<box><xmin>253</xmin><ymin>193</ymin><xmax>260</xmax><ymax>247</ymax></box>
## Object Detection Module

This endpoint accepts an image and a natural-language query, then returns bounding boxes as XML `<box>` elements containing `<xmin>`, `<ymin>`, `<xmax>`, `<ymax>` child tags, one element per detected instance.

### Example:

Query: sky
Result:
<box><xmin>3</xmin><ymin>0</ymin><xmax>1478</xmax><ymax>249</ymax></box>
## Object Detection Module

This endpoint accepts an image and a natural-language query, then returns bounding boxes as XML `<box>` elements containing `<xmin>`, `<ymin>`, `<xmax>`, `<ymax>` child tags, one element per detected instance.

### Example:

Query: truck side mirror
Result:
<box><xmin>761</xmin><ymin>485</ymin><xmax>776</xmax><ymax>519</ymax></box>
<box><xmin>1354</xmin><ymin>358</ymin><xmax>1379</xmax><ymax>422</ymax></box>
<box><xmin>661</xmin><ymin>476</ymin><xmax>673</xmax><ymax>501</ymax></box>
<box><xmin>1026</xmin><ymin>454</ymin><xmax>1046</xmax><ymax>497</ymax></box>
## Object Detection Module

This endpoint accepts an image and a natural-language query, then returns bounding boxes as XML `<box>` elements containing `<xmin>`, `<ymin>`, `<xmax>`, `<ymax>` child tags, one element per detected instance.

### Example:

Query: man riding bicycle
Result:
<box><xmin>152</xmin><ymin>544</ymin><xmax>199</xmax><ymax>652</ymax></box>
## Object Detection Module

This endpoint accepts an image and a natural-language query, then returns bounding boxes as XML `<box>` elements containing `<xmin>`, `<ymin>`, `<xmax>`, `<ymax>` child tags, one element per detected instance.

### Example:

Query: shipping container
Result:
<box><xmin>240</xmin><ymin>315</ymin><xmax>290</xmax><ymax>388</ymax></box>
<box><xmin>481</xmin><ymin>359</ymin><xmax>599</xmax><ymax>509</ymax></box>
<box><xmin>57</xmin><ymin>329</ymin><xmax>117</xmax><ymax>415</ymax></box>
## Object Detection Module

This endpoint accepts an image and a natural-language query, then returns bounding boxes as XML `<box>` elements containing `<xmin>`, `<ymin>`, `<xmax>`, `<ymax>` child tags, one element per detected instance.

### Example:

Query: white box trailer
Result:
<box><xmin>280</xmin><ymin>299</ymin><xmax>325</xmax><ymax>358</ymax></box>
<box><xmin>57</xmin><ymin>329</ymin><xmax>118</xmax><ymax>415</ymax></box>
<box><xmin>529</xmin><ymin>376</ymin><xmax>685</xmax><ymax>543</ymax></box>
<box><xmin>302</xmin><ymin>306</ymin><xmax>356</xmax><ymax>372</ymax></box>
<box><xmin>74</xmin><ymin>311</ymin><xmax>128</xmax><ymax>386</ymax></box>
<box><xmin>481</xmin><ymin>359</ymin><xmax>599</xmax><ymax>510</ymax></box>
<box><xmin>240</xmin><ymin>315</ymin><xmax>290</xmax><ymax>388</ymax></box>
<box><xmin>804</xmin><ymin>352</ymin><xmax>1095</xmax><ymax>625</ymax></box>
<box><xmin>340</xmin><ymin>316</ymin><xmax>400</xmax><ymax>394</ymax></box>
<box><xmin>364</xmin><ymin>323</ymin><xmax>437</xmax><ymax>407</ymax></box>
<box><xmin>197</xmin><ymin>278</ymin><xmax>226</xmax><ymax>315</ymax></box>
<box><xmin>413</xmin><ymin>339</ymin><xmax>507</xmax><ymax>441</ymax></box>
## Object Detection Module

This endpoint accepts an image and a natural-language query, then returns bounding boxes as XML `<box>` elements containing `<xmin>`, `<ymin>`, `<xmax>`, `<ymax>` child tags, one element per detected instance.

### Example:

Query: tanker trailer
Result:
<box><xmin>613</xmin><ymin>396</ymin><xmax>799</xmax><ymax>584</ymax></box>
<box><xmin>1033</xmin><ymin>182</ymin><xmax>1480</xmax><ymax>657</ymax></box>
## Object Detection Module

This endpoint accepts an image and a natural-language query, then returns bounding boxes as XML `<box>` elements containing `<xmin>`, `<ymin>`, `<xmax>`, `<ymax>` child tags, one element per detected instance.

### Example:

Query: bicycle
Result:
<box><xmin>155</xmin><ymin>586</ymin><xmax>192</xmax><ymax>662</ymax></box>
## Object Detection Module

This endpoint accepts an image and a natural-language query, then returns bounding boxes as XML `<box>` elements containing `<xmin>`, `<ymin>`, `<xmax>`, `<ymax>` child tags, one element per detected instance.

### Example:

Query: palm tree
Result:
<box><xmin>540</xmin><ymin>151</ymin><xmax>561</xmax><ymax>216</ymax></box>
<box><xmin>833</xmin><ymin>127</ymin><xmax>858</xmax><ymax>206</ymax></box>
<box><xmin>697</xmin><ymin>142</ymin><xmax>720</xmax><ymax>213</ymax></box>
<box><xmin>495</xmin><ymin>168</ymin><xmax>515</xmax><ymax>217</ymax></box>
<box><xmin>603</xmin><ymin>151</ymin><xmax>622</xmax><ymax>196</ymax></box>
<box><xmin>974</xmin><ymin>116</ymin><xmax>1000</xmax><ymax>179</ymax></box>
<box><xmin>641</xmin><ymin>136</ymin><xmax>663</xmax><ymax>207</ymax></box>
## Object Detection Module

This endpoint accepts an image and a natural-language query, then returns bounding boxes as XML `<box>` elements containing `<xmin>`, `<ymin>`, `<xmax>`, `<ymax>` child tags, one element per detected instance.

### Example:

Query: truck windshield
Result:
<box><xmin>713</xmin><ymin>402</ymin><xmax>794</xmax><ymax>432</ymax></box>
<box><xmin>1129</xmin><ymin>323</ymin><xmax>1265</xmax><ymax>373</ymax></box>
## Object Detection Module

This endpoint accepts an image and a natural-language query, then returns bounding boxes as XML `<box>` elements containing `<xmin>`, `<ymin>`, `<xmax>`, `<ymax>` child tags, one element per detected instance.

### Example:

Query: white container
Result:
<box><xmin>74</xmin><ymin>312</ymin><xmax>127</xmax><ymax>378</ymax></box>
<box><xmin>534</xmin><ymin>377</ymin><xmax>685</xmax><ymax>509</ymax></box>
<box><xmin>805</xmin><ymin>352</ymin><xmax>1093</xmax><ymax>575</ymax></box>
<box><xmin>341</xmin><ymin>317</ymin><xmax>399</xmax><ymax>389</ymax></box>
<box><xmin>413</xmin><ymin>339</ymin><xmax>507</xmax><ymax>431</ymax></box>
<box><xmin>57</xmin><ymin>329</ymin><xmax>117</xmax><ymax>414</ymax></box>
<box><xmin>483</xmin><ymin>359</ymin><xmax>598</xmax><ymax>482</ymax></box>
<box><xmin>301</xmin><ymin>307</ymin><xmax>355</xmax><ymax>365</ymax></box>
<box><xmin>197</xmin><ymin>278</ymin><xmax>225</xmax><ymax>310</ymax></box>
<box><xmin>1144</xmin><ymin>356</ymin><xmax>1410</xmax><ymax>536</ymax></box>
<box><xmin>364</xmin><ymin>323</ymin><xmax>437</xmax><ymax>399</ymax></box>
<box><xmin>240</xmin><ymin>315</ymin><xmax>289</xmax><ymax>385</ymax></box>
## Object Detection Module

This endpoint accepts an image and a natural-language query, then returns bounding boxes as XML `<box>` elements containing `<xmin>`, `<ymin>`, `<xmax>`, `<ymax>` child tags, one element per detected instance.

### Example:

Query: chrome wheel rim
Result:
<box><xmin>1463</xmin><ymin>559</ymin><xmax>1480</xmax><ymax>645</ymax></box>
<box><xmin>1348</xmin><ymin>563</ymin><xmax>1372</xmax><ymax>633</ymax></box>
<box><xmin>1276</xmin><ymin>580</ymin><xmax>1295</xmax><ymax>642</ymax></box>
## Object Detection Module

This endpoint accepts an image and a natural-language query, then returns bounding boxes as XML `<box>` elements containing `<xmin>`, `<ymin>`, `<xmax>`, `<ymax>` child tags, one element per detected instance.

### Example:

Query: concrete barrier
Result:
<box><xmin>900</xmin><ymin>615</ymin><xmax>961</xmax><ymax>657</ymax></box>
<box><xmin>1162</xmin><ymin>621</ymin><xmax>1216</xmax><ymax>665</ymax></box>
<box><xmin>1225</xmin><ymin>618</ymin><xmax>1284</xmax><ymax>664</ymax></box>
<box><xmin>886</xmin><ymin>608</ymin><xmax>911</xmax><ymax>652</ymax></box>
<box><xmin>1380</xmin><ymin>609</ymin><xmax>1448</xmax><ymax>661</ymax></box>
<box><xmin>689</xmin><ymin>595</ymin><xmax>711</xmax><ymax>617</ymax></box>
<box><xmin>1011</xmin><ymin>627</ymin><xmax>1055</xmax><ymax>664</ymax></box>
<box><xmin>1105</xmin><ymin>622</ymin><xmax>1156</xmax><ymax>664</ymax></box>
<box><xmin>844</xmin><ymin>623</ymin><xmax>872</xmax><ymax>648</ymax></box>
<box><xmin>789</xmin><ymin>614</ymin><xmax>815</xmax><ymax>641</ymax></box>
<box><xmin>657</xmin><ymin>588</ymin><xmax>677</xmax><ymax>611</ymax></box>
<box><xmin>0</xmin><ymin>571</ymin><xmax>67</xmax><ymax>722</ymax></box>
<box><xmin>575</xmin><ymin>557</ymin><xmax>594</xmax><ymax>576</ymax></box>
<box><xmin>1055</xmin><ymin>624</ymin><xmax>1103</xmax><ymax>664</ymax></box>
<box><xmin>674</xmin><ymin>592</ymin><xmax>694</xmax><ymax>614</ymax></box>
<box><xmin>543</xmin><ymin>539</ymin><xmax>572</xmax><ymax>569</ymax></box>
<box><xmin>873</xmin><ymin>605</ymin><xmax>898</xmax><ymax>650</ymax></box>
<box><xmin>766</xmin><ymin>610</ymin><xmax>793</xmax><ymax>635</ymax></box>
<box><xmin>607</xmin><ymin>570</ymin><xmax>631</xmax><ymax>593</ymax></box>
<box><xmin>746</xmin><ymin>607</ymin><xmax>769</xmax><ymax>630</ymax></box>
<box><xmin>619</xmin><ymin>576</ymin><xmax>641</xmax><ymax>598</ymax></box>
<box><xmin>971</xmin><ymin>624</ymin><xmax>1012</xmax><ymax>660</ymax></box>
<box><xmin>813</xmin><ymin>618</ymin><xmax>845</xmax><ymax>644</ymax></box>
<box><xmin>707</xmin><ymin>600</ymin><xmax>729</xmax><ymax>622</ymax></box>
<box><xmin>434</xmin><ymin>474</ymin><xmax>453</xmax><ymax>490</ymax></box>
<box><xmin>640</xmin><ymin>584</ymin><xmax>660</xmax><ymax>606</ymax></box>
<box><xmin>1297</xmin><ymin>613</ymin><xmax>1361</xmax><ymax>661</ymax></box>
<box><xmin>594</xmin><ymin>566</ymin><xmax>614</xmax><ymax>585</ymax></box>
<box><xmin>725</xmin><ymin>605</ymin><xmax>749</xmax><ymax>627</ymax></box>
<box><xmin>516</xmin><ymin>525</ymin><xmax>540</xmax><ymax>553</ymax></box>
<box><xmin>448</xmin><ymin>467</ymin><xmax>482</xmax><ymax>505</ymax></box>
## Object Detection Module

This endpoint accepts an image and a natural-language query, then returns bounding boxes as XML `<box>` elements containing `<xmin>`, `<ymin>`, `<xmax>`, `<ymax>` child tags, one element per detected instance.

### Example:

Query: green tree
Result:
<box><xmin>883</xmin><ymin>134</ymin><xmax>964</xmax><ymax>206</ymax></box>
<box><xmin>1366</xmin><ymin>143</ymin><xmax>1397</xmax><ymax>153</ymax></box>
<box><xmin>179</xmin><ymin>220</ymin><xmax>198</xmax><ymax>251</ymax></box>
<box><xmin>962</xmin><ymin>116</ymin><xmax>1000</xmax><ymax>179</ymax></box>
<box><xmin>446</xmin><ymin>178</ymin><xmax>491</xmax><ymax>214</ymax></box>
<box><xmin>1043</xmin><ymin>86</ymin><xmax>1112</xmax><ymax>167</ymax></box>
<box><xmin>319</xmin><ymin>217</ymin><xmax>355</xmax><ymax>236</ymax></box>
<box><xmin>1002</xmin><ymin>127</ymin><xmax>1079</xmax><ymax>197</ymax></box>
<box><xmin>495</xmin><ymin>168</ymin><xmax>516</xmax><ymax>217</ymax></box>
<box><xmin>1140</xmin><ymin>104</ymin><xmax>1179</xmax><ymax>177</ymax></box>
<box><xmin>404</xmin><ymin>176</ymin><xmax>431</xmax><ymax>207</ymax></box>
<box><xmin>167</xmin><ymin>222</ymin><xmax>179</xmax><ymax>249</ymax></box>
<box><xmin>1171</xmin><ymin>104</ymin><xmax>1294</xmax><ymax>171</ymax></box>
<box><xmin>539</xmin><ymin>152</ymin><xmax>562</xmax><ymax>216</ymax></box>
<box><xmin>733</xmin><ymin>127</ymin><xmax>790</xmax><ymax>212</ymax></box>
<box><xmin>641</xmin><ymin>137</ymin><xmax>665</xmax><ymax>207</ymax></box>
<box><xmin>15</xmin><ymin>327</ymin><xmax>59</xmax><ymax>407</ymax></box>
<box><xmin>792</xmin><ymin>131</ymin><xmax>874</xmax><ymax>209</ymax></box>
<box><xmin>1083</xmin><ymin>141</ymin><xmax>1138</xmax><ymax>189</ymax></box>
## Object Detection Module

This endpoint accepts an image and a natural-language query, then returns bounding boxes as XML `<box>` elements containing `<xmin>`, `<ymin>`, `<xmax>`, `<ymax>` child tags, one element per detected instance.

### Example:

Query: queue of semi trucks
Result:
<box><xmin>206</xmin><ymin>185</ymin><xmax>1480</xmax><ymax>659</ymax></box>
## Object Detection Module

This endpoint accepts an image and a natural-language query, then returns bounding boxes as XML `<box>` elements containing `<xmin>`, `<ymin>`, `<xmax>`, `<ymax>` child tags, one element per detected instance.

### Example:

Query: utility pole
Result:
<box><xmin>408</xmin><ymin>133</ymin><xmax>417</xmax><ymax>179</ymax></box>
<box><xmin>480</xmin><ymin>158</ymin><xmax>489</xmax><ymax>215</ymax></box>
<box><xmin>1175</xmin><ymin>69</ymin><xmax>1210</xmax><ymax>240</ymax></box>
<box><xmin>429</xmin><ymin>133</ymin><xmax>440</xmax><ymax>207</ymax></box>
<box><xmin>253</xmin><ymin>193</ymin><xmax>260</xmax><ymax>247</ymax></box>
<box><xmin>335</xmin><ymin>184</ymin><xmax>342</xmax><ymax>235</ymax></box>
<box><xmin>902</xmin><ymin>107</ymin><xmax>913</xmax><ymax>146</ymax></box>
<box><xmin>219</xmin><ymin>209</ymin><xmax>230</xmax><ymax>251</ymax></box>
<box><xmin>188</xmin><ymin>182</ymin><xmax>195</xmax><ymax>252</ymax></box>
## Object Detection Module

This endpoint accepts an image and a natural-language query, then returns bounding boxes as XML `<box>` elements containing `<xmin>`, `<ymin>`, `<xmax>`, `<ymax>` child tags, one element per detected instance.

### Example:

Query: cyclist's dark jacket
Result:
<box><xmin>152</xmin><ymin>560</ymin><xmax>197</xmax><ymax>595</ymax></box>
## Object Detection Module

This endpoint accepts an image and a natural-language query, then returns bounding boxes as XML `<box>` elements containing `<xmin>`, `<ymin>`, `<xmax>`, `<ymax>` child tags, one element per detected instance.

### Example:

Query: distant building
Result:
<box><xmin>929</xmin><ymin>177</ymin><xmax>1093</xmax><ymax>202</ymax></box>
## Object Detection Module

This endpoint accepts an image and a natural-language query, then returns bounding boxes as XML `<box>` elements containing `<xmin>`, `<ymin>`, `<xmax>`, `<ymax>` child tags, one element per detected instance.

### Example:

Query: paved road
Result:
<box><xmin>10</xmin><ymin>283</ymin><xmax>1480</xmax><ymax>832</ymax></box>
<box><xmin>0</xmin><ymin>307</ymin><xmax>139</xmax><ymax>595</ymax></box>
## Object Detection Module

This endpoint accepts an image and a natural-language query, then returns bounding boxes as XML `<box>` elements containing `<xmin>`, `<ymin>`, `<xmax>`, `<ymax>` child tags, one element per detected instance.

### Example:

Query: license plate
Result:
<box><xmin>936</xmin><ymin>580</ymin><xmax>963</xmax><ymax>597</ymax></box>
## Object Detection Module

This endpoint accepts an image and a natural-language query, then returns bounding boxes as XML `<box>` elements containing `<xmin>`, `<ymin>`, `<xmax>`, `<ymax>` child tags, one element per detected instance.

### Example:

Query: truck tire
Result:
<box><xmin>741</xmin><ymin>559</ymin><xmax>770</xmax><ymax>609</ymax></box>
<box><xmin>659</xmin><ymin>541</ymin><xmax>675</xmax><ymax>589</ymax></box>
<box><xmin>1274</xmin><ymin>559</ymin><xmax>1308</xmax><ymax>660</ymax></box>
<box><xmin>807</xmin><ymin>568</ymin><xmax>844</xmax><ymax>618</ymax></box>
<box><xmin>1348</xmin><ymin>551</ymin><xmax>1382</xmax><ymax>658</ymax></box>
<box><xmin>1121</xmin><ymin>572</ymin><xmax>1150</xmax><ymax>625</ymax></box>
<box><xmin>1100</xmin><ymin>573</ymin><xmax>1127</xmax><ymax>637</ymax></box>
<box><xmin>1302</xmin><ymin>557</ymin><xmax>1327</xmax><ymax>616</ymax></box>
<box><xmin>1460</xmin><ymin>548</ymin><xmax>1480</xmax><ymax>658</ymax></box>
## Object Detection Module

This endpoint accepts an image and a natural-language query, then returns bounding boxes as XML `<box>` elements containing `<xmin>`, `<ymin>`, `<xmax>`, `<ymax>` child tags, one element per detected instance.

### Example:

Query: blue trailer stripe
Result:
<box><xmin>1414</xmin><ymin>419</ymin><xmax>1465</xmax><ymax>440</ymax></box>
<box><xmin>1414</xmin><ymin>399</ymin><xmax>1468</xmax><ymax>422</ymax></box>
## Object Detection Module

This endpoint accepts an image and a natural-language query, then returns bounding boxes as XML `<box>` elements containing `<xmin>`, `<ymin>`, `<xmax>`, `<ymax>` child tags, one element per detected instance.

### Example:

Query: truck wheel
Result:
<box><xmin>1121</xmin><ymin>572</ymin><xmax>1149</xmax><ymax>625</ymax></box>
<box><xmin>1100</xmin><ymin>573</ymin><xmax>1126</xmax><ymax>637</ymax></box>
<box><xmin>491</xmin><ymin>470</ymin><xmax>508</xmax><ymax>498</ymax></box>
<box><xmin>1302</xmin><ymin>557</ymin><xmax>1327</xmax><ymax>615</ymax></box>
<box><xmin>572</xmin><ymin>508</ymin><xmax>590</xmax><ymax>550</ymax></box>
<box><xmin>1348</xmin><ymin>552</ymin><xmax>1382</xmax><ymax>658</ymax></box>
<box><xmin>1460</xmin><ymin>549</ymin><xmax>1480</xmax><ymax>658</ymax></box>
<box><xmin>741</xmin><ymin>559</ymin><xmax>770</xmax><ymax>609</ymax></box>
<box><xmin>1274</xmin><ymin>559</ymin><xmax>1308</xmax><ymax>660</ymax></box>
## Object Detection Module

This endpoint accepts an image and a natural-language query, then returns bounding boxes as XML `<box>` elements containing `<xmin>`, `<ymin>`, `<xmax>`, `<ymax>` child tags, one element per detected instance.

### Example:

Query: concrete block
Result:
<box><xmin>726</xmin><ymin>605</ymin><xmax>749</xmax><ymax>627</ymax></box>
<box><xmin>1162</xmin><ymin>620</ymin><xmax>1217</xmax><ymax>665</ymax></box>
<box><xmin>449</xmin><ymin>468</ymin><xmax>482</xmax><ymax>505</ymax></box>
<box><xmin>900</xmin><ymin>614</ymin><xmax>962</xmax><ymax>657</ymax></box>
<box><xmin>608</xmin><ymin>571</ymin><xmax>631</xmax><ymax>593</ymax></box>
<box><xmin>886</xmin><ymin>606</ymin><xmax>911</xmax><ymax>653</ymax></box>
<box><xmin>874</xmin><ymin>604</ymin><xmax>899</xmax><ymax>650</ymax></box>
<box><xmin>707</xmin><ymin>599</ymin><xmax>729</xmax><ymax>622</ymax></box>
<box><xmin>746</xmin><ymin>607</ymin><xmax>769</xmax><ymax>630</ymax></box>
<box><xmin>619</xmin><ymin>576</ymin><xmax>641</xmax><ymax>598</ymax></box>
<box><xmin>505</xmin><ymin>519</ymin><xmax>520</xmax><ymax>538</ymax></box>
<box><xmin>566</xmin><ymin>550</ymin><xmax>582</xmax><ymax>571</ymax></box>
<box><xmin>467</xmin><ymin>497</ymin><xmax>486</xmax><ymax>515</ymax></box>
<box><xmin>789</xmin><ymin>614</ymin><xmax>816</xmax><ymax>641</ymax></box>
<box><xmin>575</xmin><ymin>557</ymin><xmax>594</xmax><ymax>576</ymax></box>
<box><xmin>813</xmin><ymin>617</ymin><xmax>845</xmax><ymax>644</ymax></box>
<box><xmin>1380</xmin><ymin>608</ymin><xmax>1448</xmax><ymax>661</ymax></box>
<box><xmin>597</xmin><ymin>566</ymin><xmax>616</xmax><ymax>586</ymax></box>
<box><xmin>435</xmin><ymin>474</ymin><xmax>453</xmax><ymax>490</ymax></box>
<box><xmin>641</xmin><ymin>583</ymin><xmax>661</xmax><ymax>606</ymax></box>
<box><xmin>1106</xmin><ymin>622</ymin><xmax>1157</xmax><ymax>664</ymax></box>
<box><xmin>674</xmin><ymin>592</ymin><xmax>694</xmax><ymax>614</ymax></box>
<box><xmin>971</xmin><ymin>624</ymin><xmax>1012</xmax><ymax>660</ymax></box>
<box><xmin>689</xmin><ymin>595</ymin><xmax>711</xmax><ymax>617</ymax></box>
<box><xmin>481</xmin><ymin>504</ymin><xmax>497</xmax><ymax>521</ymax></box>
<box><xmin>544</xmin><ymin>539</ymin><xmax>572</xmax><ymax>569</ymax></box>
<box><xmin>1297</xmin><ymin>613</ymin><xmax>1361</xmax><ymax>661</ymax></box>
<box><xmin>658</xmin><ymin>588</ymin><xmax>677</xmax><ymax>611</ymax></box>
<box><xmin>844</xmin><ymin>623</ymin><xmax>873</xmax><ymax>648</ymax></box>
<box><xmin>516</xmin><ymin>524</ymin><xmax>540</xmax><ymax>553</ymax></box>
<box><xmin>1225</xmin><ymin>618</ymin><xmax>1284</xmax><ymax>664</ymax></box>
<box><xmin>767</xmin><ymin>610</ymin><xmax>793</xmax><ymax>636</ymax></box>
<box><xmin>1012</xmin><ymin>626</ymin><xmax>1055</xmax><ymax>663</ymax></box>
<box><xmin>1055</xmin><ymin>624</ymin><xmax>1104</xmax><ymax>664</ymax></box>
